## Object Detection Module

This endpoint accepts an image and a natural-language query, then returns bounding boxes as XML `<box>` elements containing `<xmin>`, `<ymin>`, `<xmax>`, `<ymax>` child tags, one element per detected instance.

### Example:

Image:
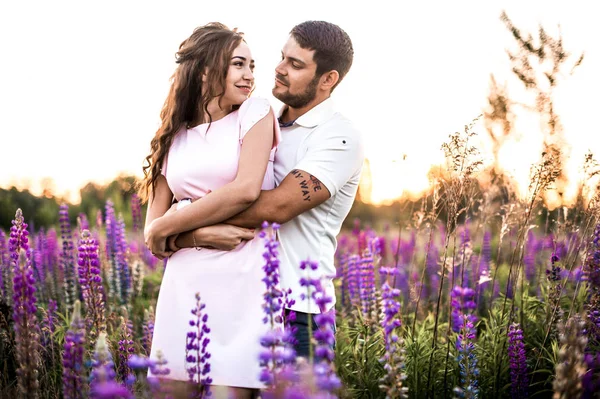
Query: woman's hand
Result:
<box><xmin>144</xmin><ymin>218</ymin><xmax>172</xmax><ymax>260</ymax></box>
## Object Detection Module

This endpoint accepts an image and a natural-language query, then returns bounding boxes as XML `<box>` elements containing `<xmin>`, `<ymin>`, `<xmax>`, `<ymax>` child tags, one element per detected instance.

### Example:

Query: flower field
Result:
<box><xmin>2</xmin><ymin>127</ymin><xmax>600</xmax><ymax>398</ymax></box>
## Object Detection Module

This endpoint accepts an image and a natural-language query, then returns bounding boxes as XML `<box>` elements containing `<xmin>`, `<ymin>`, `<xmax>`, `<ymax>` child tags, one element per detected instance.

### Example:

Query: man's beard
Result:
<box><xmin>273</xmin><ymin>74</ymin><xmax>320</xmax><ymax>108</ymax></box>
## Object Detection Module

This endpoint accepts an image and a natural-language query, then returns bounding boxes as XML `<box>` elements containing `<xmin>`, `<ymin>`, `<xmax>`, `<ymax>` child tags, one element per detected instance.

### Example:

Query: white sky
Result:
<box><xmin>1</xmin><ymin>0</ymin><xmax>599</xmax><ymax>204</ymax></box>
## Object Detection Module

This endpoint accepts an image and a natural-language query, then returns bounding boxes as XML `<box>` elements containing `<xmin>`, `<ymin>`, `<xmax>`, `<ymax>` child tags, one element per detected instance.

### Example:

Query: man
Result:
<box><xmin>170</xmin><ymin>20</ymin><xmax>363</xmax><ymax>357</ymax></box>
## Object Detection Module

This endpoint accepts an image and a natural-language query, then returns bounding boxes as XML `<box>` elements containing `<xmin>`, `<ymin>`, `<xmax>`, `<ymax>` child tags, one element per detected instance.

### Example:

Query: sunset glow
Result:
<box><xmin>1</xmin><ymin>1</ymin><xmax>599</xmax><ymax>206</ymax></box>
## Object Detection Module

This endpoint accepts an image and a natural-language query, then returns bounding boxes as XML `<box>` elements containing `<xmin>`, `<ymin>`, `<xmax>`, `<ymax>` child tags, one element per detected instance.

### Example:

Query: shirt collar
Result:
<box><xmin>277</xmin><ymin>97</ymin><xmax>336</xmax><ymax>128</ymax></box>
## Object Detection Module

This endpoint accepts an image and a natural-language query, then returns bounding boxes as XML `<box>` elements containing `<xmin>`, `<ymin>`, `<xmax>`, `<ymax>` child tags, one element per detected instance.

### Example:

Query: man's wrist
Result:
<box><xmin>167</xmin><ymin>234</ymin><xmax>180</xmax><ymax>252</ymax></box>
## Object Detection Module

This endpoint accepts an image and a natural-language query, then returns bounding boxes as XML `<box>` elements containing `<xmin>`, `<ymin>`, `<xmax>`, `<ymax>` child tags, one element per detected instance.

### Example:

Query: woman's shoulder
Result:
<box><xmin>238</xmin><ymin>96</ymin><xmax>271</xmax><ymax>117</ymax></box>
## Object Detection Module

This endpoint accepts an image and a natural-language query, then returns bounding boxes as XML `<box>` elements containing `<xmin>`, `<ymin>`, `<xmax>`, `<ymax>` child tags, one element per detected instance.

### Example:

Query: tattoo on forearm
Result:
<box><xmin>291</xmin><ymin>169</ymin><xmax>323</xmax><ymax>202</ymax></box>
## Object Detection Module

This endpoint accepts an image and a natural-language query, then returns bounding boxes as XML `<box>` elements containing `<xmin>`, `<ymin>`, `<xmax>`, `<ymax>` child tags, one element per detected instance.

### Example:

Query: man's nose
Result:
<box><xmin>275</xmin><ymin>61</ymin><xmax>286</xmax><ymax>76</ymax></box>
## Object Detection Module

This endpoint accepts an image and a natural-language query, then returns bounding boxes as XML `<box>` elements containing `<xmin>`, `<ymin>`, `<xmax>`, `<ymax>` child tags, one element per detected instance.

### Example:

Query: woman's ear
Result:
<box><xmin>202</xmin><ymin>66</ymin><xmax>209</xmax><ymax>83</ymax></box>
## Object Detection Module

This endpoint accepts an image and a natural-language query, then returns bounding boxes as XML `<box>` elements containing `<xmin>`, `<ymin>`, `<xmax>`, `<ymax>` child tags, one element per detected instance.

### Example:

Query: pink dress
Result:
<box><xmin>150</xmin><ymin>97</ymin><xmax>281</xmax><ymax>388</ymax></box>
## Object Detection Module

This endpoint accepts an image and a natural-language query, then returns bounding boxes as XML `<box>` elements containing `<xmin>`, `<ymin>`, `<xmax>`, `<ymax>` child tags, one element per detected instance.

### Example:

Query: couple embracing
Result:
<box><xmin>141</xmin><ymin>20</ymin><xmax>364</xmax><ymax>398</ymax></box>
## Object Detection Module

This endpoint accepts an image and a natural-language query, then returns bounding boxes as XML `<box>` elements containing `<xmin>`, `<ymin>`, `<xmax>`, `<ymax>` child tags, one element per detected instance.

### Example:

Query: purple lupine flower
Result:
<box><xmin>104</xmin><ymin>201</ymin><xmax>122</xmax><ymax>302</ymax></box>
<box><xmin>450</xmin><ymin>287</ymin><xmax>477</xmax><ymax>333</ymax></box>
<box><xmin>346</xmin><ymin>255</ymin><xmax>360</xmax><ymax>308</ymax></box>
<box><xmin>582</xmin><ymin>353</ymin><xmax>600</xmax><ymax>399</ymax></box>
<box><xmin>62</xmin><ymin>300</ymin><xmax>87</xmax><ymax>399</ymax></box>
<box><xmin>0</xmin><ymin>229</ymin><xmax>13</xmax><ymax>303</ymax></box>
<box><xmin>91</xmin><ymin>381</ymin><xmax>132</xmax><ymax>399</ymax></box>
<box><xmin>31</xmin><ymin>229</ymin><xmax>47</xmax><ymax>303</ymax></box>
<box><xmin>186</xmin><ymin>292</ymin><xmax>212</xmax><ymax>398</ymax></box>
<box><xmin>77</xmin><ymin>213</ymin><xmax>90</xmax><ymax>232</ymax></box>
<box><xmin>60</xmin><ymin>203</ymin><xmax>78</xmax><ymax>312</ymax></box>
<box><xmin>299</xmin><ymin>260</ymin><xmax>321</xmax><ymax>363</ymax></box>
<box><xmin>44</xmin><ymin>228</ymin><xmax>61</xmax><ymax>302</ymax></box>
<box><xmin>149</xmin><ymin>349</ymin><xmax>171</xmax><ymax>377</ymax></box>
<box><xmin>507</xmin><ymin>323</ymin><xmax>528</xmax><ymax>399</ymax></box>
<box><xmin>115</xmin><ymin>215</ymin><xmax>132</xmax><ymax>304</ymax></box>
<box><xmin>358</xmin><ymin>249</ymin><xmax>376</xmax><ymax>319</ymax></box>
<box><xmin>546</xmin><ymin>253</ymin><xmax>562</xmax><ymax>282</ymax></box>
<box><xmin>90</xmin><ymin>333</ymin><xmax>119</xmax><ymax>394</ymax></box>
<box><xmin>524</xmin><ymin>231</ymin><xmax>537</xmax><ymax>281</ymax></box>
<box><xmin>379</xmin><ymin>266</ymin><xmax>408</xmax><ymax>398</ymax></box>
<box><xmin>451</xmin><ymin>286</ymin><xmax>479</xmax><ymax>399</ymax></box>
<box><xmin>425</xmin><ymin>242</ymin><xmax>440</xmax><ymax>302</ymax></box>
<box><xmin>310</xmin><ymin>267</ymin><xmax>341</xmax><ymax>394</ymax></box>
<box><xmin>257</xmin><ymin>222</ymin><xmax>298</xmax><ymax>389</ymax></box>
<box><xmin>10</xmin><ymin>209</ymin><xmax>41</xmax><ymax>397</ymax></box>
<box><xmin>583</xmin><ymin>224</ymin><xmax>600</xmax><ymax>344</ymax></box>
<box><xmin>42</xmin><ymin>298</ymin><xmax>57</xmax><ymax>348</ymax></box>
<box><xmin>546</xmin><ymin>252</ymin><xmax>563</xmax><ymax>311</ymax></box>
<box><xmin>126</xmin><ymin>353</ymin><xmax>170</xmax><ymax>398</ymax></box>
<box><xmin>142</xmin><ymin>307</ymin><xmax>155</xmax><ymax>356</ymax></box>
<box><xmin>77</xmin><ymin>229</ymin><xmax>106</xmax><ymax>347</ymax></box>
<box><xmin>145</xmin><ymin>350</ymin><xmax>171</xmax><ymax>397</ymax></box>
<box><xmin>337</xmin><ymin>251</ymin><xmax>349</xmax><ymax>308</ymax></box>
<box><xmin>117</xmin><ymin>316</ymin><xmax>135</xmax><ymax>383</ymax></box>
<box><xmin>130</xmin><ymin>194</ymin><xmax>143</xmax><ymax>233</ymax></box>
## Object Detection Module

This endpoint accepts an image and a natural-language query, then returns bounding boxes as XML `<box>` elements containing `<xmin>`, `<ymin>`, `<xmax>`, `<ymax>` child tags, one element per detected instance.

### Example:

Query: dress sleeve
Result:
<box><xmin>160</xmin><ymin>154</ymin><xmax>168</xmax><ymax>177</ymax></box>
<box><xmin>238</xmin><ymin>96</ymin><xmax>281</xmax><ymax>150</ymax></box>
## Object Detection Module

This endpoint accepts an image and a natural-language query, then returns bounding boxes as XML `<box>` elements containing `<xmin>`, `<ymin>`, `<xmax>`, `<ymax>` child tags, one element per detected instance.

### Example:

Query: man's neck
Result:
<box><xmin>281</xmin><ymin>95</ymin><xmax>330</xmax><ymax>123</ymax></box>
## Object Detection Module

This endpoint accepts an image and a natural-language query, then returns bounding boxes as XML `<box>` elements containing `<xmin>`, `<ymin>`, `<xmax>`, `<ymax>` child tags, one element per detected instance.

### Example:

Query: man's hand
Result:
<box><xmin>178</xmin><ymin>224</ymin><xmax>255</xmax><ymax>251</ymax></box>
<box><xmin>166</xmin><ymin>233</ymin><xmax>180</xmax><ymax>253</ymax></box>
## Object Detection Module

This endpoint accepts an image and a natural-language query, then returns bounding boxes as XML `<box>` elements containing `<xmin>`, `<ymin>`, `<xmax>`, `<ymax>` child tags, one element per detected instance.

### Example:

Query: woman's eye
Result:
<box><xmin>233</xmin><ymin>62</ymin><xmax>243</xmax><ymax>67</ymax></box>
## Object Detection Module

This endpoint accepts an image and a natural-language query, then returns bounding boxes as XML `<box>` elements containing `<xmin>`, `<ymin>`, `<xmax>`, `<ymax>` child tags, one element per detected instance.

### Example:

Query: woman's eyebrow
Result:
<box><xmin>232</xmin><ymin>55</ymin><xmax>255</xmax><ymax>63</ymax></box>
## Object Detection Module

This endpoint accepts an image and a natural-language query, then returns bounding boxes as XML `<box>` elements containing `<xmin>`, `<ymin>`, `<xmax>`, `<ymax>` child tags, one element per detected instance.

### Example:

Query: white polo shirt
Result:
<box><xmin>274</xmin><ymin>97</ymin><xmax>364</xmax><ymax>314</ymax></box>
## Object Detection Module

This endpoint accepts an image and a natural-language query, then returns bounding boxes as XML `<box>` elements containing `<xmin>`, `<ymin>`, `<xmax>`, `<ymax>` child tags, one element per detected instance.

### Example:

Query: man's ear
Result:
<box><xmin>319</xmin><ymin>70</ymin><xmax>340</xmax><ymax>91</ymax></box>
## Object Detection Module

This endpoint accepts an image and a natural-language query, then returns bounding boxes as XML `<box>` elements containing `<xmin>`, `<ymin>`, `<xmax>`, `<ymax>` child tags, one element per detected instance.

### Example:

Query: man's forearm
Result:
<box><xmin>225</xmin><ymin>189</ymin><xmax>287</xmax><ymax>228</ymax></box>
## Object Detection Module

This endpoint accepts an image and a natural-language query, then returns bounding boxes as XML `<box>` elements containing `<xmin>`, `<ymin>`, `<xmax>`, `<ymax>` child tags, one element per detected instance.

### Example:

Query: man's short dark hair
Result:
<box><xmin>290</xmin><ymin>21</ymin><xmax>354</xmax><ymax>91</ymax></box>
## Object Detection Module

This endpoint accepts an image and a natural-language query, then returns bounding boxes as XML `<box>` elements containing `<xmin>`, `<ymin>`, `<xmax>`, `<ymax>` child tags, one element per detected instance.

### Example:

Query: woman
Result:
<box><xmin>139</xmin><ymin>23</ymin><xmax>280</xmax><ymax>397</ymax></box>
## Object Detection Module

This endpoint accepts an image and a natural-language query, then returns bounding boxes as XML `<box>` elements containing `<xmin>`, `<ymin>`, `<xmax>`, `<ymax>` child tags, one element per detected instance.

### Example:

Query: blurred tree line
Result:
<box><xmin>0</xmin><ymin>175</ymin><xmax>139</xmax><ymax>231</ymax></box>
<box><xmin>0</xmin><ymin>171</ymin><xmax>594</xmax><ymax>236</ymax></box>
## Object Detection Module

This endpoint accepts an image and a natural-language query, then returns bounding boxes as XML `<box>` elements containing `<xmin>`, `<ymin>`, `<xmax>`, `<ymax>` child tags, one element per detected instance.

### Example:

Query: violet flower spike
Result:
<box><xmin>60</xmin><ymin>203</ymin><xmax>78</xmax><ymax>312</ymax></box>
<box><xmin>507</xmin><ymin>323</ymin><xmax>528</xmax><ymax>399</ymax></box>
<box><xmin>77</xmin><ymin>229</ymin><xmax>106</xmax><ymax>348</ymax></box>
<box><xmin>185</xmin><ymin>292</ymin><xmax>212</xmax><ymax>398</ymax></box>
<box><xmin>10</xmin><ymin>208</ymin><xmax>41</xmax><ymax>398</ymax></box>
<box><xmin>90</xmin><ymin>332</ymin><xmax>119</xmax><ymax>396</ymax></box>
<box><xmin>62</xmin><ymin>300</ymin><xmax>87</xmax><ymax>399</ymax></box>
<box><xmin>117</xmin><ymin>316</ymin><xmax>135</xmax><ymax>384</ymax></box>
<box><xmin>143</xmin><ymin>307</ymin><xmax>155</xmax><ymax>356</ymax></box>
<box><xmin>451</xmin><ymin>286</ymin><xmax>479</xmax><ymax>399</ymax></box>
<box><xmin>378</xmin><ymin>267</ymin><xmax>408</xmax><ymax>398</ymax></box>
<box><xmin>0</xmin><ymin>229</ymin><xmax>13</xmax><ymax>304</ymax></box>
<box><xmin>310</xmin><ymin>268</ymin><xmax>341</xmax><ymax>394</ymax></box>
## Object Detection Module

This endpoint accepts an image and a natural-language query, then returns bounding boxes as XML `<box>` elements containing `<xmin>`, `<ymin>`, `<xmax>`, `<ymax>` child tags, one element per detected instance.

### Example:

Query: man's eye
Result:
<box><xmin>292</xmin><ymin>64</ymin><xmax>301</xmax><ymax>69</ymax></box>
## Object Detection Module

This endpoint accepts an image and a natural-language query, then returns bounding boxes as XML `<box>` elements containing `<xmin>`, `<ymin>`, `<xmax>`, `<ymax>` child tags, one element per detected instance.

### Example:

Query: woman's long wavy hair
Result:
<box><xmin>138</xmin><ymin>22</ymin><xmax>244</xmax><ymax>203</ymax></box>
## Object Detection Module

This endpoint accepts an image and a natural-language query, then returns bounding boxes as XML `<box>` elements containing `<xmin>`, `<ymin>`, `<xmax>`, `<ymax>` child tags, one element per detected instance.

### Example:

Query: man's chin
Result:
<box><xmin>272</xmin><ymin>88</ymin><xmax>285</xmax><ymax>101</ymax></box>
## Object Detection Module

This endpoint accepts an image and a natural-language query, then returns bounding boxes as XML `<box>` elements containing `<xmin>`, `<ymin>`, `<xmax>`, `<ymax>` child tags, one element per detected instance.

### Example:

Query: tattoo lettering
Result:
<box><xmin>310</xmin><ymin>175</ymin><xmax>322</xmax><ymax>192</ymax></box>
<box><xmin>292</xmin><ymin>170</ymin><xmax>325</xmax><ymax>202</ymax></box>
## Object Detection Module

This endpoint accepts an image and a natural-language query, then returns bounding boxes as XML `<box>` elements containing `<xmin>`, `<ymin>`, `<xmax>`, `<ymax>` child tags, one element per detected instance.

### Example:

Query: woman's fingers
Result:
<box><xmin>240</xmin><ymin>228</ymin><xmax>256</xmax><ymax>241</ymax></box>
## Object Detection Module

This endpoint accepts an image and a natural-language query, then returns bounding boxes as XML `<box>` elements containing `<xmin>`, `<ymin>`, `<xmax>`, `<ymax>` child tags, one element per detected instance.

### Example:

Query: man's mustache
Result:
<box><xmin>275</xmin><ymin>74</ymin><xmax>289</xmax><ymax>86</ymax></box>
